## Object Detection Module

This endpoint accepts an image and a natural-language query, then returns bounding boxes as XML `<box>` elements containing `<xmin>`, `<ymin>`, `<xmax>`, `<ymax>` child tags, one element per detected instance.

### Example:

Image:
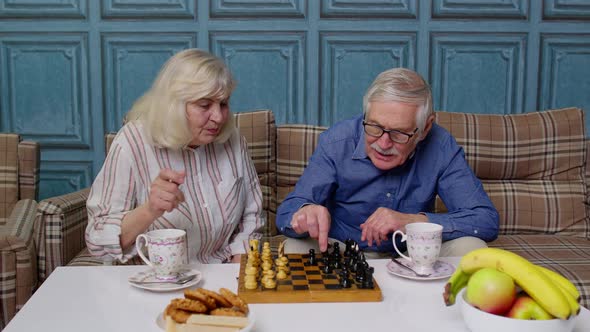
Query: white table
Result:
<box><xmin>4</xmin><ymin>257</ymin><xmax>590</xmax><ymax>332</ymax></box>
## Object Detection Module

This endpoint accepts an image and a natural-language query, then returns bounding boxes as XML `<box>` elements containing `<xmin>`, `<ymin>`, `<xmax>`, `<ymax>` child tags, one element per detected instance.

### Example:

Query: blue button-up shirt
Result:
<box><xmin>276</xmin><ymin>115</ymin><xmax>499</xmax><ymax>253</ymax></box>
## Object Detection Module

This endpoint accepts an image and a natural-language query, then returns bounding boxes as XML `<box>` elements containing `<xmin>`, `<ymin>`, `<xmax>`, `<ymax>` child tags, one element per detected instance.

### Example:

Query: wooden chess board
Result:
<box><xmin>237</xmin><ymin>253</ymin><xmax>382</xmax><ymax>303</ymax></box>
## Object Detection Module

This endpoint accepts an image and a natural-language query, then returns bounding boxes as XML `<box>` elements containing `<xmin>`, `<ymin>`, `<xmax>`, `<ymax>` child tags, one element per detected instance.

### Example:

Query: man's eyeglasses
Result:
<box><xmin>362</xmin><ymin>121</ymin><xmax>418</xmax><ymax>144</ymax></box>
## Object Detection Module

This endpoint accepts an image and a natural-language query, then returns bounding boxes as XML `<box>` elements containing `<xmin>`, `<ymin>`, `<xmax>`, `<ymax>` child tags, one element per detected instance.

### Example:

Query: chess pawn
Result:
<box><xmin>245</xmin><ymin>265</ymin><xmax>258</xmax><ymax>277</ymax></box>
<box><xmin>276</xmin><ymin>269</ymin><xmax>288</xmax><ymax>280</ymax></box>
<box><xmin>261</xmin><ymin>261</ymin><xmax>272</xmax><ymax>271</ymax></box>
<box><xmin>263</xmin><ymin>278</ymin><xmax>277</xmax><ymax>289</ymax></box>
<box><xmin>244</xmin><ymin>275</ymin><xmax>258</xmax><ymax>290</ymax></box>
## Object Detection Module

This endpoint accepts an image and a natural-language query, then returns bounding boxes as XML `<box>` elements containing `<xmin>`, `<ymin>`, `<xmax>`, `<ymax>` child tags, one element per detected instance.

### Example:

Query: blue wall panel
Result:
<box><xmin>0</xmin><ymin>0</ymin><xmax>588</xmax><ymax>200</ymax></box>
<box><xmin>320</xmin><ymin>32</ymin><xmax>416</xmax><ymax>124</ymax></box>
<box><xmin>0</xmin><ymin>33</ymin><xmax>90</xmax><ymax>147</ymax></box>
<box><xmin>0</xmin><ymin>0</ymin><xmax>86</xmax><ymax>18</ymax></box>
<box><xmin>211</xmin><ymin>0</ymin><xmax>305</xmax><ymax>17</ymax></box>
<box><xmin>102</xmin><ymin>34</ymin><xmax>196</xmax><ymax>132</ymax></box>
<box><xmin>431</xmin><ymin>33</ymin><xmax>526</xmax><ymax>115</ymax></box>
<box><xmin>101</xmin><ymin>0</ymin><xmax>195</xmax><ymax>18</ymax></box>
<box><xmin>432</xmin><ymin>0</ymin><xmax>527</xmax><ymax>18</ymax></box>
<box><xmin>320</xmin><ymin>0</ymin><xmax>417</xmax><ymax>18</ymax></box>
<box><xmin>539</xmin><ymin>34</ymin><xmax>590</xmax><ymax>130</ymax></box>
<box><xmin>211</xmin><ymin>32</ymin><xmax>305</xmax><ymax>124</ymax></box>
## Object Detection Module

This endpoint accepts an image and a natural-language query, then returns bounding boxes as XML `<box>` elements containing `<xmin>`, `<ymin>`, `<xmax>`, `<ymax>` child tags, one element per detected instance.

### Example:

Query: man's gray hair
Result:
<box><xmin>363</xmin><ymin>68</ymin><xmax>433</xmax><ymax>133</ymax></box>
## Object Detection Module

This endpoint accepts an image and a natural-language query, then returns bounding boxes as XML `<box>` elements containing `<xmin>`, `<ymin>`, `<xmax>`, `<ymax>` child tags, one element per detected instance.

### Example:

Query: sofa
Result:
<box><xmin>32</xmin><ymin>108</ymin><xmax>590</xmax><ymax>309</ymax></box>
<box><xmin>0</xmin><ymin>133</ymin><xmax>39</xmax><ymax>329</ymax></box>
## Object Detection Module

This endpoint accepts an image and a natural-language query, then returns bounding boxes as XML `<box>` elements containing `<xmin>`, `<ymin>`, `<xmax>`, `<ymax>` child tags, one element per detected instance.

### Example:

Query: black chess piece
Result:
<box><xmin>362</xmin><ymin>267</ymin><xmax>375</xmax><ymax>289</ymax></box>
<box><xmin>355</xmin><ymin>266</ymin><xmax>365</xmax><ymax>284</ymax></box>
<box><xmin>322</xmin><ymin>261</ymin><xmax>333</xmax><ymax>274</ymax></box>
<box><xmin>308</xmin><ymin>249</ymin><xmax>317</xmax><ymax>265</ymax></box>
<box><xmin>339</xmin><ymin>269</ymin><xmax>352</xmax><ymax>288</ymax></box>
<box><xmin>343</xmin><ymin>238</ymin><xmax>353</xmax><ymax>258</ymax></box>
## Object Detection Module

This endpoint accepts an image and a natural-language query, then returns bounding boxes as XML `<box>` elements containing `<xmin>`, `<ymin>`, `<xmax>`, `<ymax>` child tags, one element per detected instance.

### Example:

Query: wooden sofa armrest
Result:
<box><xmin>34</xmin><ymin>188</ymin><xmax>90</xmax><ymax>282</ymax></box>
<box><xmin>0</xmin><ymin>199</ymin><xmax>38</xmax><ymax>327</ymax></box>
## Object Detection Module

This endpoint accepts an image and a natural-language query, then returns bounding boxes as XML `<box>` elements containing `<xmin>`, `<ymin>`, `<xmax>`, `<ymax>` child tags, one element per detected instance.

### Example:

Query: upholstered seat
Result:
<box><xmin>0</xmin><ymin>133</ymin><xmax>39</xmax><ymax>328</ymax></box>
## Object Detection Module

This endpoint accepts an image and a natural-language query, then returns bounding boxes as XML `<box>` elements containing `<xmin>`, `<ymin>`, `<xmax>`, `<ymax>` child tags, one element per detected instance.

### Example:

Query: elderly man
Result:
<box><xmin>276</xmin><ymin>68</ymin><xmax>499</xmax><ymax>258</ymax></box>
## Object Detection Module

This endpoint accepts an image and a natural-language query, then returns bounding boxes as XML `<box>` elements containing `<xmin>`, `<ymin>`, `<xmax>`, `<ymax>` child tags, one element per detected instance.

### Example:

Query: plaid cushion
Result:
<box><xmin>34</xmin><ymin>188</ymin><xmax>90</xmax><ymax>282</ymax></box>
<box><xmin>435</xmin><ymin>108</ymin><xmax>589</xmax><ymax>237</ymax></box>
<box><xmin>0</xmin><ymin>199</ymin><xmax>38</xmax><ymax>328</ymax></box>
<box><xmin>17</xmin><ymin>140</ymin><xmax>39</xmax><ymax>201</ymax></box>
<box><xmin>0</xmin><ymin>134</ymin><xmax>19</xmax><ymax>227</ymax></box>
<box><xmin>489</xmin><ymin>235</ymin><xmax>590</xmax><ymax>309</ymax></box>
<box><xmin>276</xmin><ymin>125</ymin><xmax>327</xmax><ymax>206</ymax></box>
<box><xmin>235</xmin><ymin>110</ymin><xmax>277</xmax><ymax>235</ymax></box>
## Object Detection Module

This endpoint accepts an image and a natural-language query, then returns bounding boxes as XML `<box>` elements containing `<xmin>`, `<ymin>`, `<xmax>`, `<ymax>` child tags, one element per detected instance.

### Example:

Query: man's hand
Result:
<box><xmin>360</xmin><ymin>207</ymin><xmax>428</xmax><ymax>246</ymax></box>
<box><xmin>290</xmin><ymin>204</ymin><xmax>331</xmax><ymax>252</ymax></box>
<box><xmin>147</xmin><ymin>169</ymin><xmax>186</xmax><ymax>218</ymax></box>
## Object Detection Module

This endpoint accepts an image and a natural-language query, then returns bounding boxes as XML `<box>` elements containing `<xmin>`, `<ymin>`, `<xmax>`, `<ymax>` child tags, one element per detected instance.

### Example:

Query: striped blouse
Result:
<box><xmin>85</xmin><ymin>122</ymin><xmax>264</xmax><ymax>263</ymax></box>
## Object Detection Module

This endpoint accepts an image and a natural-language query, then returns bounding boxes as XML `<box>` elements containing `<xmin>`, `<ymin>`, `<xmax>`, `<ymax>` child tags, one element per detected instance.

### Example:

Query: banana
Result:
<box><xmin>443</xmin><ymin>267</ymin><xmax>470</xmax><ymax>306</ymax></box>
<box><xmin>551</xmin><ymin>277</ymin><xmax>581</xmax><ymax>316</ymax></box>
<box><xmin>534</xmin><ymin>265</ymin><xmax>580</xmax><ymax>301</ymax></box>
<box><xmin>460</xmin><ymin>248</ymin><xmax>571</xmax><ymax>320</ymax></box>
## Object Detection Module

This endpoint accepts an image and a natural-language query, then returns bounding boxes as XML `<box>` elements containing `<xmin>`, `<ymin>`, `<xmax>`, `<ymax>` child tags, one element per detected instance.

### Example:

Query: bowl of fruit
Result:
<box><xmin>444</xmin><ymin>248</ymin><xmax>580</xmax><ymax>332</ymax></box>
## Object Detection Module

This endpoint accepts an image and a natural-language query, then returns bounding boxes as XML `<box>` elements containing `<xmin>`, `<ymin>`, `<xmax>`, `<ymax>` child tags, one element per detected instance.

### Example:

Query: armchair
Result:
<box><xmin>0</xmin><ymin>133</ymin><xmax>39</xmax><ymax>328</ymax></box>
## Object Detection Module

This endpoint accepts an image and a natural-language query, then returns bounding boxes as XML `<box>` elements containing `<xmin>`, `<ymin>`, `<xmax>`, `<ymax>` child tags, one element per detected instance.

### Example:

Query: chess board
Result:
<box><xmin>237</xmin><ymin>253</ymin><xmax>382</xmax><ymax>303</ymax></box>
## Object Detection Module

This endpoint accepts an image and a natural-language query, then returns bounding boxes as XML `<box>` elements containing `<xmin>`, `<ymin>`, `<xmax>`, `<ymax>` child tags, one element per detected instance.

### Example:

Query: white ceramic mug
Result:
<box><xmin>392</xmin><ymin>223</ymin><xmax>443</xmax><ymax>275</ymax></box>
<box><xmin>136</xmin><ymin>229</ymin><xmax>188</xmax><ymax>280</ymax></box>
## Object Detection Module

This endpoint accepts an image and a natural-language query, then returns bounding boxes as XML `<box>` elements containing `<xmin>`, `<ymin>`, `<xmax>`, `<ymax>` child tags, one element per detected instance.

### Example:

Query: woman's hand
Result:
<box><xmin>147</xmin><ymin>168</ymin><xmax>186</xmax><ymax>218</ymax></box>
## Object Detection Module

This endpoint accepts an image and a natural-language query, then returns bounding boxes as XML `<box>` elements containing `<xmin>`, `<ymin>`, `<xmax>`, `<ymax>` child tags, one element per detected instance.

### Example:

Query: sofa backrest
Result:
<box><xmin>0</xmin><ymin>133</ymin><xmax>39</xmax><ymax>226</ymax></box>
<box><xmin>234</xmin><ymin>110</ymin><xmax>277</xmax><ymax>236</ymax></box>
<box><xmin>272</xmin><ymin>108</ymin><xmax>589</xmax><ymax>239</ymax></box>
<box><xmin>276</xmin><ymin>124</ymin><xmax>327</xmax><ymax>211</ymax></box>
<box><xmin>435</xmin><ymin>107</ymin><xmax>589</xmax><ymax>238</ymax></box>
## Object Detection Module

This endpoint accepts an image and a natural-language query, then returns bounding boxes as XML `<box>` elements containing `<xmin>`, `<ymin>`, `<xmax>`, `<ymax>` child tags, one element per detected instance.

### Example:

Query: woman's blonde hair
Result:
<box><xmin>363</xmin><ymin>68</ymin><xmax>433</xmax><ymax>134</ymax></box>
<box><xmin>125</xmin><ymin>49</ymin><xmax>236</xmax><ymax>149</ymax></box>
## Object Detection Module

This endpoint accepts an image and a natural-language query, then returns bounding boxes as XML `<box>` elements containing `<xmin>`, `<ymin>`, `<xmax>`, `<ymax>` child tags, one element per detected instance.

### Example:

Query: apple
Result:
<box><xmin>506</xmin><ymin>294</ymin><xmax>554</xmax><ymax>320</ymax></box>
<box><xmin>465</xmin><ymin>267</ymin><xmax>516</xmax><ymax>315</ymax></box>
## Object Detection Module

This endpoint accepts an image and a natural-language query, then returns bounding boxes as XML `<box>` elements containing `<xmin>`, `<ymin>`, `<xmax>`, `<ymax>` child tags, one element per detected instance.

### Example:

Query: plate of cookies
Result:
<box><xmin>157</xmin><ymin>287</ymin><xmax>254</xmax><ymax>332</ymax></box>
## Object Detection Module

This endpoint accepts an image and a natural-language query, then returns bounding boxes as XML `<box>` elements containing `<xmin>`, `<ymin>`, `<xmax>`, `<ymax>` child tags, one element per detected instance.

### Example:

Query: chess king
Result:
<box><xmin>275</xmin><ymin>67</ymin><xmax>499</xmax><ymax>258</ymax></box>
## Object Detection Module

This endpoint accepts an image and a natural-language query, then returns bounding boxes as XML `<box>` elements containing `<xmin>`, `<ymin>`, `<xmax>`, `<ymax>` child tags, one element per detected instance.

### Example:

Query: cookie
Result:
<box><xmin>219</xmin><ymin>288</ymin><xmax>249</xmax><ymax>314</ymax></box>
<box><xmin>170</xmin><ymin>298</ymin><xmax>208</xmax><ymax>314</ymax></box>
<box><xmin>197</xmin><ymin>288</ymin><xmax>232</xmax><ymax>308</ymax></box>
<box><xmin>184</xmin><ymin>289</ymin><xmax>217</xmax><ymax>310</ymax></box>
<box><xmin>210</xmin><ymin>307</ymin><xmax>247</xmax><ymax>317</ymax></box>
<box><xmin>164</xmin><ymin>303</ymin><xmax>192</xmax><ymax>324</ymax></box>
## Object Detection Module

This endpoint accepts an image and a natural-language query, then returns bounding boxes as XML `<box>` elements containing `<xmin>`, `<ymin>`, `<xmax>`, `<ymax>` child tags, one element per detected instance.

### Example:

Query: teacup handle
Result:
<box><xmin>392</xmin><ymin>230</ymin><xmax>412</xmax><ymax>262</ymax></box>
<box><xmin>135</xmin><ymin>234</ymin><xmax>153</xmax><ymax>268</ymax></box>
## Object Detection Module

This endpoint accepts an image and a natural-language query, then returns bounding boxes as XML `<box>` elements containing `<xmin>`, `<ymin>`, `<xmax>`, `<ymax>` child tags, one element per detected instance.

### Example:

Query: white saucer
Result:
<box><xmin>386</xmin><ymin>259</ymin><xmax>455</xmax><ymax>281</ymax></box>
<box><xmin>156</xmin><ymin>310</ymin><xmax>255</xmax><ymax>331</ymax></box>
<box><xmin>128</xmin><ymin>267</ymin><xmax>202</xmax><ymax>292</ymax></box>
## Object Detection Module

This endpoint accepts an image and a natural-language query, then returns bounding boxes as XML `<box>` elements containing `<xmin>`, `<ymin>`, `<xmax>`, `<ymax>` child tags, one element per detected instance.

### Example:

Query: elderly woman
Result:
<box><xmin>85</xmin><ymin>49</ymin><xmax>263</xmax><ymax>264</ymax></box>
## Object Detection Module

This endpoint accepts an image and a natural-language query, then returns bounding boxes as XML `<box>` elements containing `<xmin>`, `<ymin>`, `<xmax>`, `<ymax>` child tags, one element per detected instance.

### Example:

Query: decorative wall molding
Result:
<box><xmin>101</xmin><ymin>0</ymin><xmax>195</xmax><ymax>19</ymax></box>
<box><xmin>433</xmin><ymin>0</ymin><xmax>527</xmax><ymax>19</ymax></box>
<box><xmin>211</xmin><ymin>32</ymin><xmax>305</xmax><ymax>124</ymax></box>
<box><xmin>431</xmin><ymin>33</ymin><xmax>526</xmax><ymax>115</ymax></box>
<box><xmin>320</xmin><ymin>32</ymin><xmax>416</xmax><ymax>124</ymax></box>
<box><xmin>102</xmin><ymin>34</ymin><xmax>195</xmax><ymax>132</ymax></box>
<box><xmin>539</xmin><ymin>34</ymin><xmax>590</xmax><ymax>113</ymax></box>
<box><xmin>543</xmin><ymin>0</ymin><xmax>590</xmax><ymax>20</ymax></box>
<box><xmin>0</xmin><ymin>0</ymin><xmax>86</xmax><ymax>19</ymax></box>
<box><xmin>210</xmin><ymin>0</ymin><xmax>305</xmax><ymax>18</ymax></box>
<box><xmin>39</xmin><ymin>160</ymin><xmax>92</xmax><ymax>198</ymax></box>
<box><xmin>0</xmin><ymin>33</ymin><xmax>90</xmax><ymax>148</ymax></box>
<box><xmin>320</xmin><ymin>0</ymin><xmax>416</xmax><ymax>18</ymax></box>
